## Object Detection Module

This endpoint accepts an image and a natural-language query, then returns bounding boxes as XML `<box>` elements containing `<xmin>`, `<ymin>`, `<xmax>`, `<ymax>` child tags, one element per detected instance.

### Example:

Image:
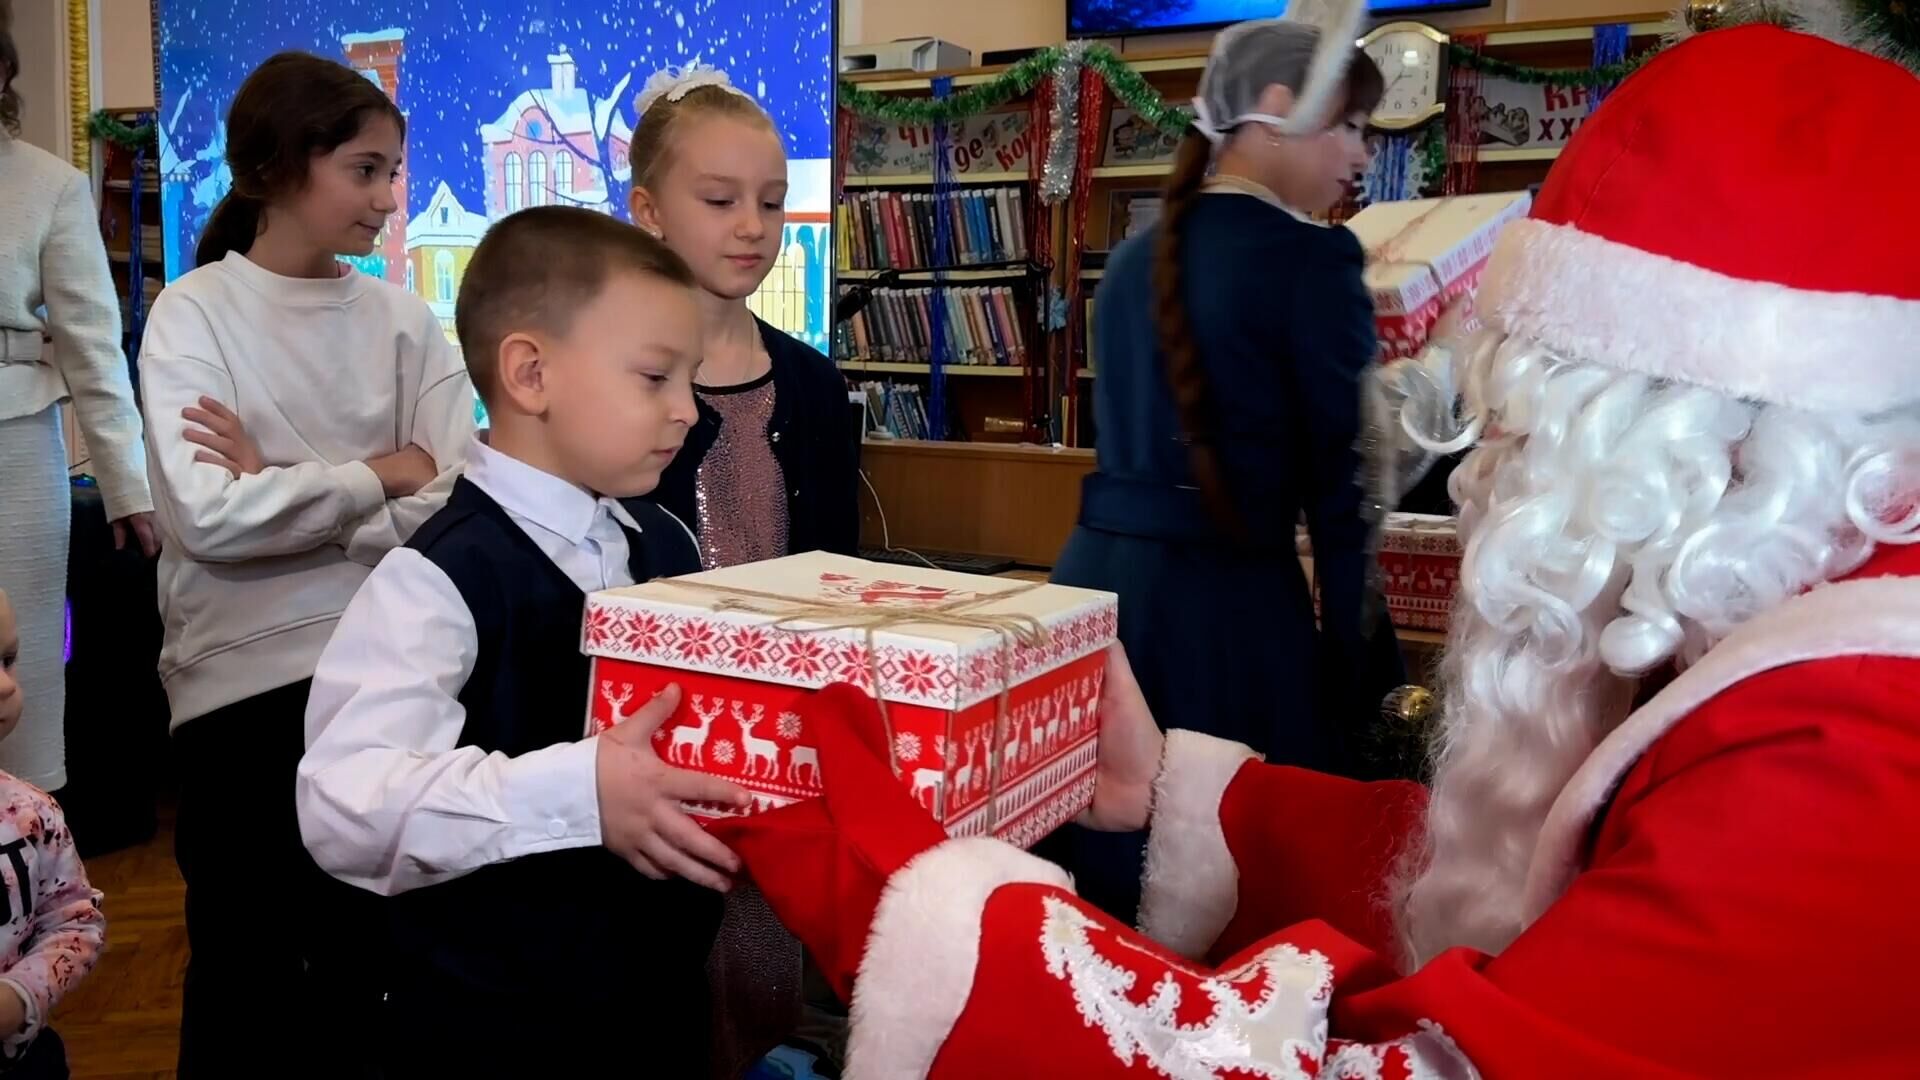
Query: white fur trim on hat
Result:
<box><xmin>1136</xmin><ymin>730</ymin><xmax>1260</xmax><ymax>960</ymax></box>
<box><xmin>1478</xmin><ymin>218</ymin><xmax>1920</xmax><ymax>414</ymax></box>
<box><xmin>846</xmin><ymin>837</ymin><xmax>1072</xmax><ymax>1079</ymax></box>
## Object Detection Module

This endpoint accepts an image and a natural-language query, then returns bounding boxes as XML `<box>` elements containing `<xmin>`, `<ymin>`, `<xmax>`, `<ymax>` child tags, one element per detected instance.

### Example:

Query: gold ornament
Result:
<box><xmin>64</xmin><ymin>0</ymin><xmax>89</xmax><ymax>173</ymax></box>
<box><xmin>1383</xmin><ymin>684</ymin><xmax>1436</xmax><ymax>725</ymax></box>
<box><xmin>1685</xmin><ymin>0</ymin><xmax>1727</xmax><ymax>32</ymax></box>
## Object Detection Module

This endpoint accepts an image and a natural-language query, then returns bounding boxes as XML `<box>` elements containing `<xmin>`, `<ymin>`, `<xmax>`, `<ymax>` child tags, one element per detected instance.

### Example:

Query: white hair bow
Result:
<box><xmin>634</xmin><ymin>64</ymin><xmax>752</xmax><ymax>117</ymax></box>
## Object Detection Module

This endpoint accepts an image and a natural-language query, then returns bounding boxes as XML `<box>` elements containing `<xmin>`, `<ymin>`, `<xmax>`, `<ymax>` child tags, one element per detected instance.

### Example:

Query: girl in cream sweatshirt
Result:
<box><xmin>137</xmin><ymin>51</ymin><xmax>474</xmax><ymax>1072</ymax></box>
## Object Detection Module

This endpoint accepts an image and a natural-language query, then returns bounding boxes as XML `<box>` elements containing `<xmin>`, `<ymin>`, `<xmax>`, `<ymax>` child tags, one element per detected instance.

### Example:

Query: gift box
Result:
<box><xmin>1301</xmin><ymin>513</ymin><xmax>1463</xmax><ymax>632</ymax></box>
<box><xmin>581</xmin><ymin>552</ymin><xmax>1117</xmax><ymax>849</ymax></box>
<box><xmin>1348</xmin><ymin>192</ymin><xmax>1532</xmax><ymax>362</ymax></box>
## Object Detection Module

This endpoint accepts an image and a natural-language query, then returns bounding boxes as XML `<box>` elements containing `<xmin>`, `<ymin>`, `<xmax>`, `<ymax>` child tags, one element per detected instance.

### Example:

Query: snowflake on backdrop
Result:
<box><xmin>935</xmin><ymin>735</ymin><xmax>949</xmax><ymax>764</ymax></box>
<box><xmin>776</xmin><ymin>712</ymin><xmax>803</xmax><ymax>741</ymax></box>
<box><xmin>712</xmin><ymin>740</ymin><xmax>737</xmax><ymax>766</ymax></box>
<box><xmin>895</xmin><ymin>732</ymin><xmax>923</xmax><ymax>764</ymax></box>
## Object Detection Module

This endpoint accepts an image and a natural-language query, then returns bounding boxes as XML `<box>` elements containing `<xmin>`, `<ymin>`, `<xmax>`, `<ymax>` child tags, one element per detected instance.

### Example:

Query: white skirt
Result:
<box><xmin>0</xmin><ymin>405</ymin><xmax>72</xmax><ymax>789</ymax></box>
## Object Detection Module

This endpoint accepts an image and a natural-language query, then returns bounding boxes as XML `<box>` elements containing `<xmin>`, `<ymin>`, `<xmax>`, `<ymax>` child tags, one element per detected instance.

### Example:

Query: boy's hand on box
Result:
<box><xmin>596</xmin><ymin>683</ymin><xmax>750</xmax><ymax>892</ymax></box>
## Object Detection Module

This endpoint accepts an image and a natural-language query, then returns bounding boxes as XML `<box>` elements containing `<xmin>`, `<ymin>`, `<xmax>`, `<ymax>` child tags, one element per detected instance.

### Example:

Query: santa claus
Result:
<box><xmin>715</xmin><ymin>7</ymin><xmax>1920</xmax><ymax>1078</ymax></box>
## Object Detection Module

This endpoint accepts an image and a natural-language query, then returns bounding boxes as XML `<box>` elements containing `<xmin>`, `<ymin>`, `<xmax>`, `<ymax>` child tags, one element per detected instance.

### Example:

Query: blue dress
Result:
<box><xmin>1043</xmin><ymin>192</ymin><xmax>1405</xmax><ymax>919</ymax></box>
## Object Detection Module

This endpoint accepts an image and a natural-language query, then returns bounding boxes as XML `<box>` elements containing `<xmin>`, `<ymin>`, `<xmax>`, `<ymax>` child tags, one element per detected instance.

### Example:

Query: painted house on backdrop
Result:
<box><xmin>406</xmin><ymin>182</ymin><xmax>491</xmax><ymax>341</ymax></box>
<box><xmin>748</xmin><ymin>158</ymin><xmax>832</xmax><ymax>352</ymax></box>
<box><xmin>480</xmin><ymin>47</ymin><xmax>634</xmax><ymax>218</ymax></box>
<box><xmin>342</xmin><ymin>29</ymin><xmax>409</xmax><ymax>287</ymax></box>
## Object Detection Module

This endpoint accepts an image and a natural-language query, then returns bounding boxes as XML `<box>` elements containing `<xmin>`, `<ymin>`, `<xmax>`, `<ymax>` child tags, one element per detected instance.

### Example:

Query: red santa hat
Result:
<box><xmin>1475</xmin><ymin>24</ymin><xmax>1920</xmax><ymax>415</ymax></box>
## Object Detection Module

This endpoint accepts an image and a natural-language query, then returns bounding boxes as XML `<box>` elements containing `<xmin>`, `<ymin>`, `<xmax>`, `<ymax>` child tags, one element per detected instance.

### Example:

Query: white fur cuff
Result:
<box><xmin>1137</xmin><ymin>730</ymin><xmax>1260</xmax><ymax>960</ymax></box>
<box><xmin>847</xmin><ymin>837</ymin><xmax>1072</xmax><ymax>1080</ymax></box>
<box><xmin>1478</xmin><ymin>218</ymin><xmax>1920</xmax><ymax>414</ymax></box>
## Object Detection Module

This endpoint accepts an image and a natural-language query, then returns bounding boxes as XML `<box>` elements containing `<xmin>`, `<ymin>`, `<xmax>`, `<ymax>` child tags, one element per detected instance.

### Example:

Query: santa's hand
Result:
<box><xmin>596</xmin><ymin>683</ymin><xmax>750</xmax><ymax>891</ymax></box>
<box><xmin>1079</xmin><ymin>644</ymin><xmax>1165</xmax><ymax>832</ymax></box>
<box><xmin>711</xmin><ymin>684</ymin><xmax>948</xmax><ymax>1002</ymax></box>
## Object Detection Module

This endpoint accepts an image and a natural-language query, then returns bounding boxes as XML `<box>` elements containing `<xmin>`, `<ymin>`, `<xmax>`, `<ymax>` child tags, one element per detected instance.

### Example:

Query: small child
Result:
<box><xmin>297</xmin><ymin>206</ymin><xmax>749</xmax><ymax>1074</ymax></box>
<box><xmin>0</xmin><ymin>589</ymin><xmax>105</xmax><ymax>1078</ymax></box>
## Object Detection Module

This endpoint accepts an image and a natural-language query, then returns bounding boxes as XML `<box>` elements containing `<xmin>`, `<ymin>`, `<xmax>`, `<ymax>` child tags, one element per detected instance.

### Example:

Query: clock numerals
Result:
<box><xmin>1359</xmin><ymin>22</ymin><xmax>1448</xmax><ymax>128</ymax></box>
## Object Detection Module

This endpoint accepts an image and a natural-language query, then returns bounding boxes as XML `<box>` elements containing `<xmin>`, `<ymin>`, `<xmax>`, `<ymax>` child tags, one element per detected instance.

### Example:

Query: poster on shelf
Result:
<box><xmin>845</xmin><ymin>112</ymin><xmax>1035</xmax><ymax>179</ymax></box>
<box><xmin>153</xmin><ymin>0</ymin><xmax>835</xmax><ymax>399</ymax></box>
<box><xmin>1471</xmin><ymin>76</ymin><xmax>1596</xmax><ymax>150</ymax></box>
<box><xmin>1102</xmin><ymin>109</ymin><xmax>1182</xmax><ymax>167</ymax></box>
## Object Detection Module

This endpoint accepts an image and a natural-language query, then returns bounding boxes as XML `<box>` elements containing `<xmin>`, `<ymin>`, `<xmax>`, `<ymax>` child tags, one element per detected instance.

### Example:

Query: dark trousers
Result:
<box><xmin>173</xmin><ymin>680</ymin><xmax>386</xmax><ymax>1079</ymax></box>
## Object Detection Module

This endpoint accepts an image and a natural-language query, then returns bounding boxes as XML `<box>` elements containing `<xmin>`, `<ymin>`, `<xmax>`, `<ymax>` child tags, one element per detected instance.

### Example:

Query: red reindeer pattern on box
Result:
<box><xmin>582</xmin><ymin>554</ymin><xmax>1117</xmax><ymax>849</ymax></box>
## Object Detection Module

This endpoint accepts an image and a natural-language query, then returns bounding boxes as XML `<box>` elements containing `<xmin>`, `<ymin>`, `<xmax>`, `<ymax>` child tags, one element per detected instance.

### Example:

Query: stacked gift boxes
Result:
<box><xmin>1348</xmin><ymin>192</ymin><xmax>1532</xmax><ymax>362</ymax></box>
<box><xmin>1299</xmin><ymin>513</ymin><xmax>1463</xmax><ymax>633</ymax></box>
<box><xmin>581</xmin><ymin>552</ymin><xmax>1117</xmax><ymax>850</ymax></box>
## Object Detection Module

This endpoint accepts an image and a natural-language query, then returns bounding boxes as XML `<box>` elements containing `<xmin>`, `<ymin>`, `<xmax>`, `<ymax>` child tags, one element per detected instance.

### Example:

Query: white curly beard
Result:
<box><xmin>1389</xmin><ymin>328</ymin><xmax>1920</xmax><ymax>969</ymax></box>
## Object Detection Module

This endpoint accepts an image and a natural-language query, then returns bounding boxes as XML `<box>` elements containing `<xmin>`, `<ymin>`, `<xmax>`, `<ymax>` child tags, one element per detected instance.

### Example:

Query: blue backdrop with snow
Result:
<box><xmin>156</xmin><ymin>0</ymin><xmax>834</xmax><ymax>349</ymax></box>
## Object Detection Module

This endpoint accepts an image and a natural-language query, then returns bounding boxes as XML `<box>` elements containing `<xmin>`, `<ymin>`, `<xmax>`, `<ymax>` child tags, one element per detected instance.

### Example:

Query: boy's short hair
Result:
<box><xmin>455</xmin><ymin>206</ymin><xmax>697</xmax><ymax>405</ymax></box>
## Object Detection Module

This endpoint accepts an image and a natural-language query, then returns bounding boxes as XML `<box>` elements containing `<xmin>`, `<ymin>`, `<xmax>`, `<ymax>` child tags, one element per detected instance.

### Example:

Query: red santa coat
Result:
<box><xmin>838</xmin><ymin>546</ymin><xmax>1920</xmax><ymax>1078</ymax></box>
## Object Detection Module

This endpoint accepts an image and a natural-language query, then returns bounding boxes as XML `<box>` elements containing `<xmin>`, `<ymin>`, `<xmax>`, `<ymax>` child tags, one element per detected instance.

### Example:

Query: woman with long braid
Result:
<box><xmin>1046</xmin><ymin>7</ymin><xmax>1403</xmax><ymax>920</ymax></box>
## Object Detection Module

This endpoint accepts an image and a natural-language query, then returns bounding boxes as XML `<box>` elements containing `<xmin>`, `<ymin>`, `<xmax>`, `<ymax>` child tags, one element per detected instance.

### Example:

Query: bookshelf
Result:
<box><xmin>835</xmin><ymin>14</ymin><xmax>1666</xmax><ymax>447</ymax></box>
<box><xmin>835</xmin><ymin>83</ymin><xmax>1053</xmax><ymax>444</ymax></box>
<box><xmin>1057</xmin><ymin>14</ymin><xmax>1667</xmax><ymax>447</ymax></box>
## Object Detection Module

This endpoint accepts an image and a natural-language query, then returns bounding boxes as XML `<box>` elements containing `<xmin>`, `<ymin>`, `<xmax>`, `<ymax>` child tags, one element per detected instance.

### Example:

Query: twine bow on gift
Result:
<box><xmin>1364</xmin><ymin>198</ymin><xmax>1454</xmax><ymax>309</ymax></box>
<box><xmin>661</xmin><ymin>577</ymin><xmax>1054</xmax><ymax>834</ymax></box>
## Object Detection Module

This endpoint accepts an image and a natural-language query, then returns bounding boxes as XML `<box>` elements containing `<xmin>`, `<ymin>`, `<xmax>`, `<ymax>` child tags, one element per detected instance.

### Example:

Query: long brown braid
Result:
<box><xmin>1151</xmin><ymin>128</ymin><xmax>1243</xmax><ymax>538</ymax></box>
<box><xmin>1152</xmin><ymin>49</ymin><xmax>1383</xmax><ymax>541</ymax></box>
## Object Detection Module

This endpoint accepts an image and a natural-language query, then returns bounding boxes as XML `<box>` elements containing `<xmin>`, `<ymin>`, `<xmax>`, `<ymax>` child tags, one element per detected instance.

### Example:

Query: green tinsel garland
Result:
<box><xmin>87</xmin><ymin>109</ymin><xmax>156</xmax><ymax>152</ymax></box>
<box><xmin>1419</xmin><ymin>122</ymin><xmax>1447</xmax><ymax>193</ymax></box>
<box><xmin>839</xmin><ymin>41</ymin><xmax>1664</xmax><ymax>132</ymax></box>
<box><xmin>839</xmin><ymin>44</ymin><xmax>1196</xmax><ymax>134</ymax></box>
<box><xmin>1445</xmin><ymin>42</ymin><xmax>1658</xmax><ymax>87</ymax></box>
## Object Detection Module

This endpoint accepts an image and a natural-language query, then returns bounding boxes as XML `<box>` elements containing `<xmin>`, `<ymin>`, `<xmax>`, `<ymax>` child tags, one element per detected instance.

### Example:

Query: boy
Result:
<box><xmin>296</xmin><ymin>207</ymin><xmax>750</xmax><ymax>1072</ymax></box>
<box><xmin>0</xmin><ymin>589</ymin><xmax>105</xmax><ymax>1078</ymax></box>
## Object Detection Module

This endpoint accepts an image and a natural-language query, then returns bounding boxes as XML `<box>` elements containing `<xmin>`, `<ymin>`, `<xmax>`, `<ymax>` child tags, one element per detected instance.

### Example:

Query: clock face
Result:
<box><xmin>1363</xmin><ymin>26</ymin><xmax>1446</xmax><ymax>129</ymax></box>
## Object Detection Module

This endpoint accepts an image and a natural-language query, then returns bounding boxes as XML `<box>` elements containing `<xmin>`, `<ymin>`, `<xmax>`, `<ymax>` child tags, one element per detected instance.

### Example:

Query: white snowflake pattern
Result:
<box><xmin>776</xmin><ymin>712</ymin><xmax>803</xmax><ymax>740</ymax></box>
<box><xmin>894</xmin><ymin>732</ymin><xmax>923</xmax><ymax>763</ymax></box>
<box><xmin>712</xmin><ymin>739</ymin><xmax>737</xmax><ymax>766</ymax></box>
<box><xmin>935</xmin><ymin>735</ymin><xmax>950</xmax><ymax>764</ymax></box>
<box><xmin>652</xmin><ymin>727</ymin><xmax>669</xmax><ymax>743</ymax></box>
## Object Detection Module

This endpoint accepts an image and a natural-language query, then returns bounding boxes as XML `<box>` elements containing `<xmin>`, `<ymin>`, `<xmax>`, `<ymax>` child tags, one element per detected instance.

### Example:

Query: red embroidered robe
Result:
<box><xmin>738</xmin><ymin>547</ymin><xmax>1920</xmax><ymax>1079</ymax></box>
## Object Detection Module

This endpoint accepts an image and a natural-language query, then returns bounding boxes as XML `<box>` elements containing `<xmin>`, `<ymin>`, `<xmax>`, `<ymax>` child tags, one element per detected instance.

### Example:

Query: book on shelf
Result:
<box><xmin>833</xmin><ymin>285</ymin><xmax>1030</xmax><ymax>367</ymax></box>
<box><xmin>855</xmin><ymin>381</ymin><xmax>933</xmax><ymax>440</ymax></box>
<box><xmin>837</xmin><ymin>187</ymin><xmax>1029</xmax><ymax>270</ymax></box>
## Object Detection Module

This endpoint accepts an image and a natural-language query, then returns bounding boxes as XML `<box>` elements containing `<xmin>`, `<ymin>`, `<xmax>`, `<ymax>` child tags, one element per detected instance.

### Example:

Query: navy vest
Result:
<box><xmin>386</xmin><ymin>477</ymin><xmax>721</xmax><ymax>1053</ymax></box>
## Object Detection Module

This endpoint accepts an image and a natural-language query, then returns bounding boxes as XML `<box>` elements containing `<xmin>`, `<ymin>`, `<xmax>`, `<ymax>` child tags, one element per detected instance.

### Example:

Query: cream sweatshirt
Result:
<box><xmin>139</xmin><ymin>252</ymin><xmax>476</xmax><ymax>727</ymax></box>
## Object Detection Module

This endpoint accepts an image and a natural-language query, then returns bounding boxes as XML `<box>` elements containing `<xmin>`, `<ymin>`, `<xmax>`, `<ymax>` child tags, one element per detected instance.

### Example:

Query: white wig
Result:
<box><xmin>1390</xmin><ymin>325</ymin><xmax>1920</xmax><ymax>967</ymax></box>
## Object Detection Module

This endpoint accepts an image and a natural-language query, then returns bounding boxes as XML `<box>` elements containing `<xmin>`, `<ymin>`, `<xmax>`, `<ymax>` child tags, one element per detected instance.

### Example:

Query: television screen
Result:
<box><xmin>155</xmin><ymin>0</ymin><xmax>835</xmax><ymax>400</ymax></box>
<box><xmin>1070</xmin><ymin>0</ymin><xmax>1487</xmax><ymax>35</ymax></box>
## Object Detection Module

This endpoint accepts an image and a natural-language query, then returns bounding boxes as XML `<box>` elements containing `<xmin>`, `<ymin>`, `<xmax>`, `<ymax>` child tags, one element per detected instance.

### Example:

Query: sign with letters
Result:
<box><xmin>1472</xmin><ymin>77</ymin><xmax>1596</xmax><ymax>150</ymax></box>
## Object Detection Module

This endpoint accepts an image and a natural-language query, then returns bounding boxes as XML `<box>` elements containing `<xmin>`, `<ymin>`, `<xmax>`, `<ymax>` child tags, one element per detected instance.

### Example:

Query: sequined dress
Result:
<box><xmin>694</xmin><ymin>370</ymin><xmax>812</xmax><ymax>1076</ymax></box>
<box><xmin>692</xmin><ymin>370</ymin><xmax>790</xmax><ymax>572</ymax></box>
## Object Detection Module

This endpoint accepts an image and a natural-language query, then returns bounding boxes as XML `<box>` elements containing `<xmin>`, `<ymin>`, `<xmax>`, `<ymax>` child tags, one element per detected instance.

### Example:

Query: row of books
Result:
<box><xmin>855</xmin><ymin>381</ymin><xmax>936</xmax><ymax>441</ymax></box>
<box><xmin>838</xmin><ymin>187</ymin><xmax>1030</xmax><ymax>271</ymax></box>
<box><xmin>833</xmin><ymin>285</ymin><xmax>1031</xmax><ymax>367</ymax></box>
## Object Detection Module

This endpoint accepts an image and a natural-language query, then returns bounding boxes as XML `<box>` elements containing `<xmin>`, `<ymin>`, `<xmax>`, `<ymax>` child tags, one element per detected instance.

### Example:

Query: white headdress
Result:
<box><xmin>634</xmin><ymin>64</ymin><xmax>754</xmax><ymax>118</ymax></box>
<box><xmin>1191</xmin><ymin>0</ymin><xmax>1367</xmax><ymax>142</ymax></box>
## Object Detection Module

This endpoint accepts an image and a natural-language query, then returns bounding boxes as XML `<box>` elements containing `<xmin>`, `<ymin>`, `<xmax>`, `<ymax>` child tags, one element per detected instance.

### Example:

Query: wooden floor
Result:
<box><xmin>53</xmin><ymin>803</ymin><xmax>186</xmax><ymax>1078</ymax></box>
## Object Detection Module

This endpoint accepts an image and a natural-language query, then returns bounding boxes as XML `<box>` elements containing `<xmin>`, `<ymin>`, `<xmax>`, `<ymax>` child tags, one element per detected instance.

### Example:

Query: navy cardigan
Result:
<box><xmin>648</xmin><ymin>318</ymin><xmax>860</xmax><ymax>559</ymax></box>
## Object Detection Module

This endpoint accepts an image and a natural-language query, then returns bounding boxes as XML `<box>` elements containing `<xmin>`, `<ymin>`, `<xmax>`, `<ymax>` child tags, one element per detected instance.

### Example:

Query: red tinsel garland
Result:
<box><xmin>1445</xmin><ymin>32</ymin><xmax>1487</xmax><ymax>196</ymax></box>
